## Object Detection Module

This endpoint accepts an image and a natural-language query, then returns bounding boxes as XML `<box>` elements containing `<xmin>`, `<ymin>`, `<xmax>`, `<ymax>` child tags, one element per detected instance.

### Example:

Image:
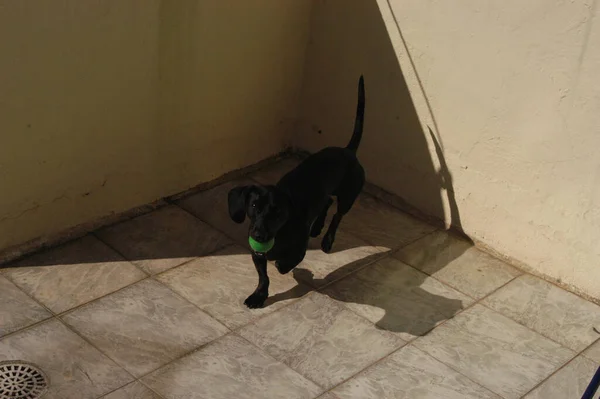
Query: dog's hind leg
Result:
<box><xmin>310</xmin><ymin>197</ymin><xmax>333</xmax><ymax>237</ymax></box>
<box><xmin>321</xmin><ymin>211</ymin><xmax>345</xmax><ymax>253</ymax></box>
<box><xmin>321</xmin><ymin>166</ymin><xmax>364</xmax><ymax>253</ymax></box>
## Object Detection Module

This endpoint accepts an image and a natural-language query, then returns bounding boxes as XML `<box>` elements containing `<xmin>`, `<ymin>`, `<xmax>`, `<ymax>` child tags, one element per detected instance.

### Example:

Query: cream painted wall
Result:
<box><xmin>158</xmin><ymin>1</ymin><xmax>311</xmax><ymax>193</ymax></box>
<box><xmin>0</xmin><ymin>0</ymin><xmax>312</xmax><ymax>253</ymax></box>
<box><xmin>296</xmin><ymin>0</ymin><xmax>600</xmax><ymax>299</ymax></box>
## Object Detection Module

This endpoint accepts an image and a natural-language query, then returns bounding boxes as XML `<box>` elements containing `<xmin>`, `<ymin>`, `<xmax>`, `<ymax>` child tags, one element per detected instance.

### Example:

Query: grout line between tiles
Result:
<box><xmin>342</xmin><ymin>220</ymin><xmax>438</xmax><ymax>253</ymax></box>
<box><xmin>464</xmin><ymin>268</ymin><xmax>599</xmax><ymax>353</ymax></box>
<box><xmin>55</xmin><ymin>315</ymin><xmax>139</xmax><ymax>378</ymax></box>
<box><xmin>305</xmin><ymin>258</ymin><xmax>526</xmax><ymax>397</ymax></box>
<box><xmin>517</xmin><ymin>350</ymin><xmax>583</xmax><ymax>399</ymax></box>
<box><xmin>582</xmin><ymin>339</ymin><xmax>600</xmax><ymax>362</ymax></box>
<box><xmin>230</xmin><ymin>290</ymin><xmax>320</xmax><ymax>334</ymax></box>
<box><xmin>131</xmin><ymin>332</ymin><xmax>235</xmax><ymax>382</ymax></box>
<box><xmin>148</xmin><ymin>275</ymin><xmax>233</xmax><ymax>333</ymax></box>
<box><xmin>388</xmin><ymin>239</ymin><xmax>525</xmax><ymax>303</ymax></box>
<box><xmin>52</xmin><ymin>278</ymin><xmax>239</xmax><ymax>387</ymax></box>
<box><xmin>0</xmin><ymin>314</ymin><xmax>55</xmax><ymax>342</ymax></box>
<box><xmin>167</xmin><ymin>198</ymin><xmax>249</xmax><ymax>249</ymax></box>
<box><xmin>519</xmin><ymin>268</ymin><xmax>600</xmax><ymax>307</ymax></box>
<box><xmin>384</xmin><ymin>232</ymin><xmax>600</xmax><ymax>354</ymax></box>
<box><xmin>151</xmin><ymin>243</ymin><xmax>240</xmax><ymax>279</ymax></box>
<box><xmin>477</xmin><ymin>299</ymin><xmax>594</xmax><ymax>352</ymax></box>
<box><xmin>0</xmin><ymin>273</ymin><xmax>59</xmax><ymax>336</ymax></box>
<box><xmin>1</xmin><ymin>314</ymin><xmax>137</xmax><ymax>398</ymax></box>
<box><xmin>91</xmin><ymin>228</ymin><xmax>232</xmax><ymax>277</ymax></box>
<box><xmin>136</xmin><ymin>382</ymin><xmax>168</xmax><ymax>399</ymax></box>
<box><xmin>403</xmin><ymin>342</ymin><xmax>511</xmax><ymax>399</ymax></box>
<box><xmin>90</xmin><ymin>232</ymin><xmax>152</xmax><ymax>277</ymax></box>
<box><xmin>0</xmin><ymin>236</ymin><xmax>223</xmax><ymax>339</ymax></box>
<box><xmin>397</xmin><ymin>246</ymin><xmax>600</xmax><ymax>354</ymax></box>
<box><xmin>305</xmin><ymin>229</ymin><xmax>441</xmax><ymax>294</ymax></box>
<box><xmin>53</xmin><ymin>275</ymin><xmax>149</xmax><ymax>318</ymax></box>
<box><xmin>307</xmin><ymin>250</ymin><xmax>392</xmax><ymax>292</ymax></box>
<box><xmin>94</xmin><ymin>384</ymin><xmax>127</xmax><ymax>399</ymax></box>
<box><xmin>233</xmin><ymin>331</ymin><xmax>328</xmax><ymax>392</ymax></box>
<box><xmin>326</xmin><ymin>341</ymin><xmax>502</xmax><ymax>399</ymax></box>
<box><xmin>146</xmin><ymin>244</ymin><xmax>317</xmax><ymax>332</ymax></box>
<box><xmin>94</xmin><ymin>380</ymin><xmax>158</xmax><ymax>399</ymax></box>
<box><xmin>62</xmin><ymin>318</ymin><xmax>237</xmax><ymax>396</ymax></box>
<box><xmin>404</xmin><ymin>271</ymin><xmax>576</xmax><ymax>399</ymax></box>
<box><xmin>394</xmin><ymin>254</ymin><xmax>583</xmax><ymax>354</ymax></box>
<box><xmin>136</xmin><ymin>380</ymin><xmax>167</xmax><ymax>399</ymax></box>
<box><xmin>313</xmin><ymin>237</ymin><xmax>475</xmax><ymax>340</ymax></box>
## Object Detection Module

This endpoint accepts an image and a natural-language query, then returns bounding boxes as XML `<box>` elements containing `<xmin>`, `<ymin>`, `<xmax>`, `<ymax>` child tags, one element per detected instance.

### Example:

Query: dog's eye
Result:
<box><xmin>251</xmin><ymin>203</ymin><xmax>256</xmax><ymax>208</ymax></box>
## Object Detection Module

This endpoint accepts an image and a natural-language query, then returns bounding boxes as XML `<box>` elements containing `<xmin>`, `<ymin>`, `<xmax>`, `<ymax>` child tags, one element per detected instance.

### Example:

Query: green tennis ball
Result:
<box><xmin>248</xmin><ymin>236</ymin><xmax>275</xmax><ymax>253</ymax></box>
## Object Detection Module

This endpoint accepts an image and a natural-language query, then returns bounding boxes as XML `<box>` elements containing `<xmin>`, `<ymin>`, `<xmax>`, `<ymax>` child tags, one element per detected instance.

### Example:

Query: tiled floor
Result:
<box><xmin>1</xmin><ymin>158</ymin><xmax>599</xmax><ymax>399</ymax></box>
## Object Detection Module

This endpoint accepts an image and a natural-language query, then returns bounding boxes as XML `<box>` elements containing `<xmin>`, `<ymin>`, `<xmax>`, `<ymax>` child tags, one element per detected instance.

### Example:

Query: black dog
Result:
<box><xmin>228</xmin><ymin>76</ymin><xmax>366</xmax><ymax>309</ymax></box>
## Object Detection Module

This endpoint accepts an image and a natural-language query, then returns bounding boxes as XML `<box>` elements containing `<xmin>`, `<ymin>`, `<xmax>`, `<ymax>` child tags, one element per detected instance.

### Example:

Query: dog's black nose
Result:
<box><xmin>252</xmin><ymin>232</ymin><xmax>268</xmax><ymax>242</ymax></box>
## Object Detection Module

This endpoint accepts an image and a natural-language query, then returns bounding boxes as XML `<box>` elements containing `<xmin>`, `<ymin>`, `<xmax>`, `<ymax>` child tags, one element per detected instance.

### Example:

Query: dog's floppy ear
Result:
<box><xmin>228</xmin><ymin>185</ymin><xmax>252</xmax><ymax>224</ymax></box>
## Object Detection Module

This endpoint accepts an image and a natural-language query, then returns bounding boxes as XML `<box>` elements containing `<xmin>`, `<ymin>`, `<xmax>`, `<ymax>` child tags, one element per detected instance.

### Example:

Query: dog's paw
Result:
<box><xmin>321</xmin><ymin>235</ymin><xmax>334</xmax><ymax>253</ymax></box>
<box><xmin>244</xmin><ymin>291</ymin><xmax>268</xmax><ymax>309</ymax></box>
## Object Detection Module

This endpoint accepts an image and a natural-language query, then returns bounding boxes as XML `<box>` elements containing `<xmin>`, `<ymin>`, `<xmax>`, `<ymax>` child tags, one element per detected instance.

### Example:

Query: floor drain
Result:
<box><xmin>0</xmin><ymin>361</ymin><xmax>48</xmax><ymax>399</ymax></box>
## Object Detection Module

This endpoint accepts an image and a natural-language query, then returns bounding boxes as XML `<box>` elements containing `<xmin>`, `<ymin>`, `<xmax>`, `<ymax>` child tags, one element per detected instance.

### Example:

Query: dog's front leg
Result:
<box><xmin>244</xmin><ymin>253</ymin><xmax>269</xmax><ymax>309</ymax></box>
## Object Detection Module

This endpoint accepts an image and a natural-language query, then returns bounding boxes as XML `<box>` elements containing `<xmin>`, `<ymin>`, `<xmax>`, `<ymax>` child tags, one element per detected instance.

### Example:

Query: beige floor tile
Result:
<box><xmin>584</xmin><ymin>339</ymin><xmax>600</xmax><ymax>362</ymax></box>
<box><xmin>0</xmin><ymin>319</ymin><xmax>131</xmax><ymax>399</ymax></box>
<box><xmin>176</xmin><ymin>178</ymin><xmax>255</xmax><ymax>247</ymax></box>
<box><xmin>414</xmin><ymin>304</ymin><xmax>574</xmax><ymax>399</ymax></box>
<box><xmin>96</xmin><ymin>205</ymin><xmax>231</xmax><ymax>275</ymax></box>
<box><xmin>102</xmin><ymin>381</ymin><xmax>162</xmax><ymax>399</ymax></box>
<box><xmin>322</xmin><ymin>256</ymin><xmax>473</xmax><ymax>341</ymax></box>
<box><xmin>394</xmin><ymin>230</ymin><xmax>521</xmax><ymax>299</ymax></box>
<box><xmin>523</xmin><ymin>356</ymin><xmax>598</xmax><ymax>399</ymax></box>
<box><xmin>251</xmin><ymin>158</ymin><xmax>301</xmax><ymax>185</ymax></box>
<box><xmin>332</xmin><ymin>345</ymin><xmax>500</xmax><ymax>399</ymax></box>
<box><xmin>340</xmin><ymin>194</ymin><xmax>435</xmax><ymax>250</ymax></box>
<box><xmin>157</xmin><ymin>246</ymin><xmax>311</xmax><ymax>329</ymax></box>
<box><xmin>143</xmin><ymin>334</ymin><xmax>322</xmax><ymax>399</ymax></box>
<box><xmin>4</xmin><ymin>236</ymin><xmax>145</xmax><ymax>313</ymax></box>
<box><xmin>62</xmin><ymin>279</ymin><xmax>228</xmax><ymax>377</ymax></box>
<box><xmin>0</xmin><ymin>275</ymin><xmax>50</xmax><ymax>337</ymax></box>
<box><xmin>239</xmin><ymin>293</ymin><xmax>404</xmax><ymax>389</ymax></box>
<box><xmin>482</xmin><ymin>274</ymin><xmax>600</xmax><ymax>351</ymax></box>
<box><xmin>294</xmin><ymin>229</ymin><xmax>387</xmax><ymax>289</ymax></box>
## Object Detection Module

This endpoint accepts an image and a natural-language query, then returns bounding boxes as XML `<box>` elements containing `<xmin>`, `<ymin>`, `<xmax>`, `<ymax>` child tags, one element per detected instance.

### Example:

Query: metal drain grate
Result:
<box><xmin>0</xmin><ymin>361</ymin><xmax>48</xmax><ymax>399</ymax></box>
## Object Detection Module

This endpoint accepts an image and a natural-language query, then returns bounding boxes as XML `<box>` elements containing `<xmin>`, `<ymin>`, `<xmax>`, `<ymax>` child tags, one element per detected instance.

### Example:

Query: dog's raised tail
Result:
<box><xmin>346</xmin><ymin>75</ymin><xmax>365</xmax><ymax>152</ymax></box>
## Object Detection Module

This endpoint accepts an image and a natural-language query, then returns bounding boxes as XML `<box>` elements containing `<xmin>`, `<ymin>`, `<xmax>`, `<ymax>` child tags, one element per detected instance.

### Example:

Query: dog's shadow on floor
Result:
<box><xmin>265</xmin><ymin>232</ymin><xmax>472</xmax><ymax>337</ymax></box>
<box><xmin>264</xmin><ymin>126</ymin><xmax>471</xmax><ymax>337</ymax></box>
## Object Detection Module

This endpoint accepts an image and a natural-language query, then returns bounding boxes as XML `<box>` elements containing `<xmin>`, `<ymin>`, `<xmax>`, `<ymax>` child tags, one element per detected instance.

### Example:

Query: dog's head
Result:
<box><xmin>228</xmin><ymin>184</ymin><xmax>291</xmax><ymax>242</ymax></box>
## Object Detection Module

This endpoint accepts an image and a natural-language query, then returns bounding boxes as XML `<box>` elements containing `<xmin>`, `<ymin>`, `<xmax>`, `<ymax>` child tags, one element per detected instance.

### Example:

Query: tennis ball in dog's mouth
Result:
<box><xmin>248</xmin><ymin>236</ymin><xmax>275</xmax><ymax>253</ymax></box>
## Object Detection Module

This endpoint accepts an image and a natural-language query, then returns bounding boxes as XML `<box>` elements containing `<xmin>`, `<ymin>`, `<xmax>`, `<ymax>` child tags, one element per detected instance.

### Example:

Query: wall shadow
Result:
<box><xmin>297</xmin><ymin>0</ymin><xmax>465</xmax><ymax>230</ymax></box>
